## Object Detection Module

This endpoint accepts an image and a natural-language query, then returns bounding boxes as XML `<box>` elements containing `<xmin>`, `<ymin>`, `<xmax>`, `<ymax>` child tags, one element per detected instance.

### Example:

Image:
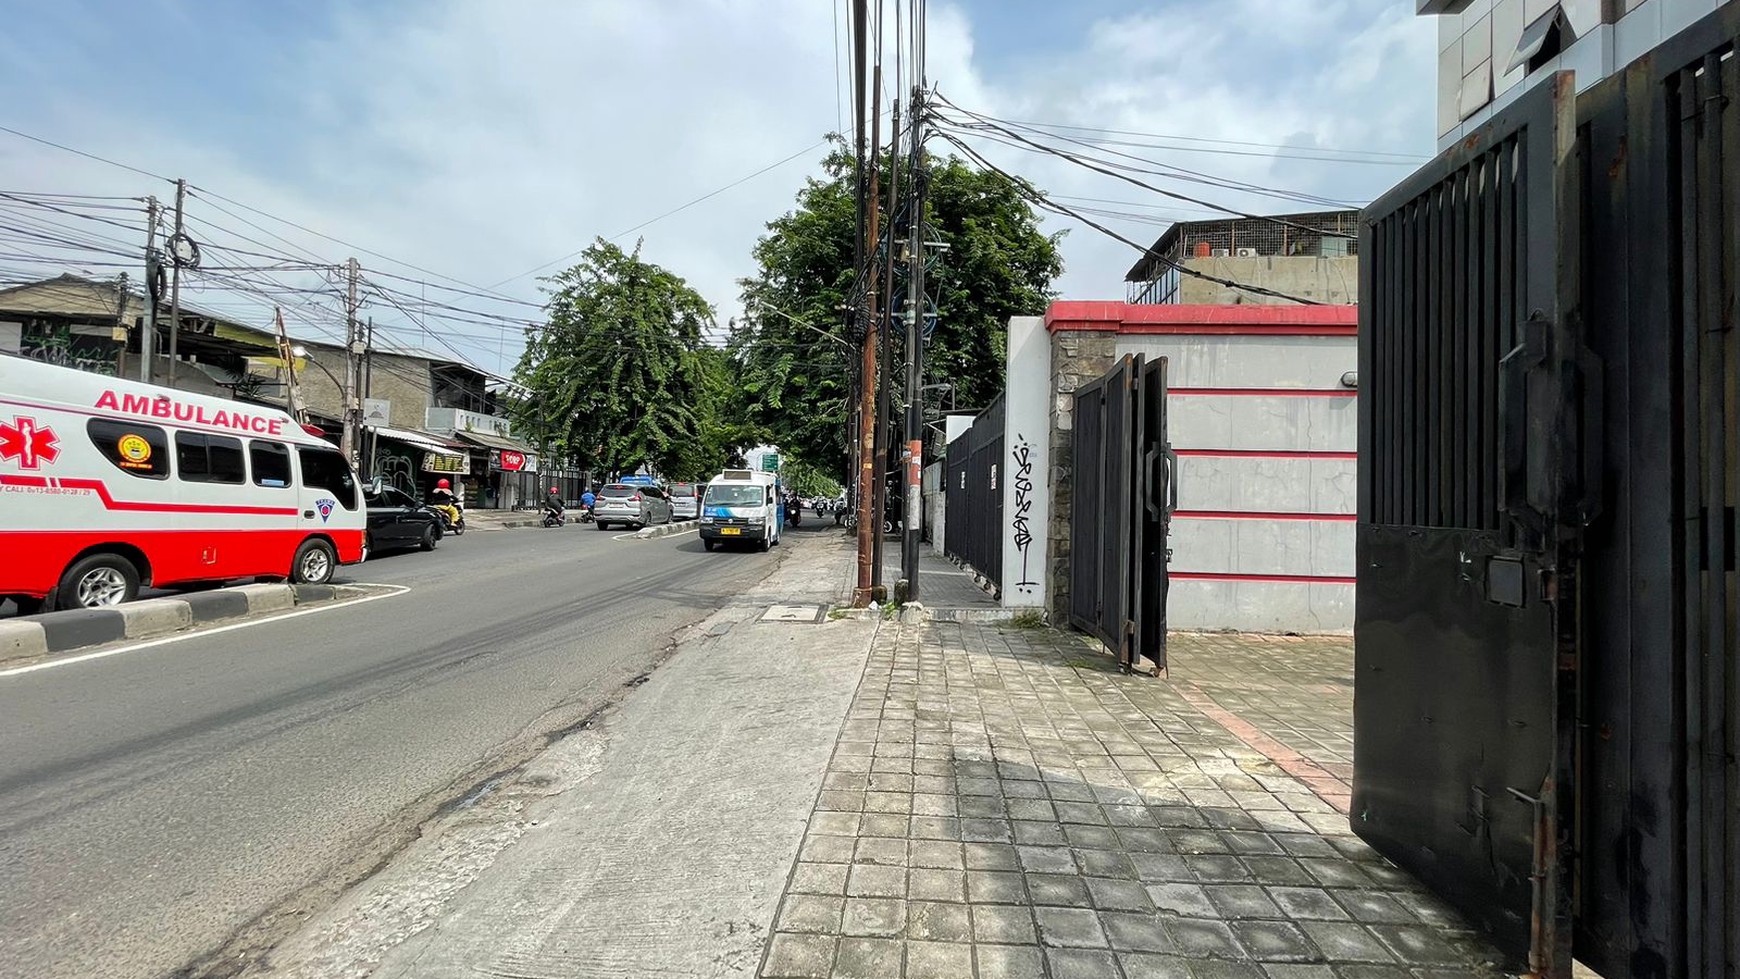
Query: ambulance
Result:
<box><xmin>698</xmin><ymin>469</ymin><xmax>783</xmax><ymax>552</ymax></box>
<box><xmin>0</xmin><ymin>356</ymin><xmax>368</xmax><ymax>613</ymax></box>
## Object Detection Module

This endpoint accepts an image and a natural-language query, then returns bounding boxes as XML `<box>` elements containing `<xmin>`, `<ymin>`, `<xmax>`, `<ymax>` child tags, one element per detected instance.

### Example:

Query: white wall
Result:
<box><xmin>1116</xmin><ymin>333</ymin><xmax>1357</xmax><ymax>634</ymax></box>
<box><xmin>1001</xmin><ymin>316</ymin><xmax>1050</xmax><ymax>606</ymax></box>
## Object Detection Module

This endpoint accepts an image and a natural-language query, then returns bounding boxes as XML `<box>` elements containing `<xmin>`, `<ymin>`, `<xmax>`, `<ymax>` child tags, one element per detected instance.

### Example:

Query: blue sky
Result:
<box><xmin>0</xmin><ymin>1</ymin><xmax>1439</xmax><ymax>375</ymax></box>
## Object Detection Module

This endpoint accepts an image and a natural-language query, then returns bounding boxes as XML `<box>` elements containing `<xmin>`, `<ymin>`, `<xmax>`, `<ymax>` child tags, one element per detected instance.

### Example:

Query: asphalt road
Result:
<box><xmin>0</xmin><ymin>521</ymin><xmax>812</xmax><ymax>979</ymax></box>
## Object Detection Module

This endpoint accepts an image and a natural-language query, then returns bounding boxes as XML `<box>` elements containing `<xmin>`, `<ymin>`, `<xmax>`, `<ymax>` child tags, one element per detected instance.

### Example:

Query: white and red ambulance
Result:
<box><xmin>1</xmin><ymin>356</ymin><xmax>368</xmax><ymax>613</ymax></box>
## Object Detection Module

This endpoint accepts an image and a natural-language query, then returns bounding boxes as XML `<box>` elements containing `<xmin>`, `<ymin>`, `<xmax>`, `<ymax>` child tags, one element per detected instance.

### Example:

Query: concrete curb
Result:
<box><xmin>633</xmin><ymin>519</ymin><xmax>699</xmax><ymax>540</ymax></box>
<box><xmin>0</xmin><ymin>583</ymin><xmax>371</xmax><ymax>659</ymax></box>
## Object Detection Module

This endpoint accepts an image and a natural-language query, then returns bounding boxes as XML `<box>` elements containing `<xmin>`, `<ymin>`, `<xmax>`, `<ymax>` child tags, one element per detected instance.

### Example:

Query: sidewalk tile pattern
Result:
<box><xmin>760</xmin><ymin>622</ymin><xmax>1504</xmax><ymax>979</ymax></box>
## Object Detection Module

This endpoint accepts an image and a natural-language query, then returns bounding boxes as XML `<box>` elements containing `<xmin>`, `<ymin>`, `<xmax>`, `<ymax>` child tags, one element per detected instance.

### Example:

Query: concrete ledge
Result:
<box><xmin>233</xmin><ymin>583</ymin><xmax>296</xmax><ymax>614</ymax></box>
<box><xmin>114</xmin><ymin>598</ymin><xmax>195</xmax><ymax>634</ymax></box>
<box><xmin>633</xmin><ymin>520</ymin><xmax>699</xmax><ymax>540</ymax></box>
<box><xmin>36</xmin><ymin>609</ymin><xmax>128</xmax><ymax>650</ymax></box>
<box><xmin>0</xmin><ymin>620</ymin><xmax>47</xmax><ymax>658</ymax></box>
<box><xmin>2</xmin><ymin>582</ymin><xmax>375</xmax><ymax>661</ymax></box>
<box><xmin>180</xmin><ymin>589</ymin><xmax>252</xmax><ymax>623</ymax></box>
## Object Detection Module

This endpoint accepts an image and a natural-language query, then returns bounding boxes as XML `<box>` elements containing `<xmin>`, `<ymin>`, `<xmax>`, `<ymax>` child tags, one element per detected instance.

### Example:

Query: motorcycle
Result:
<box><xmin>541</xmin><ymin>506</ymin><xmax>567</xmax><ymax>528</ymax></box>
<box><xmin>429</xmin><ymin>501</ymin><xmax>466</xmax><ymax>536</ymax></box>
<box><xmin>786</xmin><ymin>498</ymin><xmax>802</xmax><ymax>528</ymax></box>
<box><xmin>578</xmin><ymin>504</ymin><xmax>594</xmax><ymax>524</ymax></box>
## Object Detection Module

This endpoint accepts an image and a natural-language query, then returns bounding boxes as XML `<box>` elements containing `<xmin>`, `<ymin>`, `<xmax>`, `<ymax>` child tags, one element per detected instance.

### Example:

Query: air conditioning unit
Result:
<box><xmin>1210</xmin><ymin>248</ymin><xmax>1231</xmax><ymax>257</ymax></box>
<box><xmin>1235</xmin><ymin>247</ymin><xmax>1260</xmax><ymax>258</ymax></box>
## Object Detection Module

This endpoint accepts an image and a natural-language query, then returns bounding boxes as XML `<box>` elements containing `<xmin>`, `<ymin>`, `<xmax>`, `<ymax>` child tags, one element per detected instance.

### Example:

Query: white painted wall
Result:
<box><xmin>1115</xmin><ymin>332</ymin><xmax>1357</xmax><ymax>634</ymax></box>
<box><xmin>1001</xmin><ymin>316</ymin><xmax>1050</xmax><ymax>606</ymax></box>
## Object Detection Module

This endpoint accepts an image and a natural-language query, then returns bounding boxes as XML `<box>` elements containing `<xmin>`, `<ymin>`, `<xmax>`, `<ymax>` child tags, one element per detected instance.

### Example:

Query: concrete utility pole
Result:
<box><xmin>873</xmin><ymin>95</ymin><xmax>901</xmax><ymax>593</ymax></box>
<box><xmin>900</xmin><ymin>85</ymin><xmax>928</xmax><ymax>598</ymax></box>
<box><xmin>139</xmin><ymin>196</ymin><xmax>159</xmax><ymax>383</ymax></box>
<box><xmin>362</xmin><ymin>316</ymin><xmax>375</xmax><ymax>479</ymax></box>
<box><xmin>112</xmin><ymin>272</ymin><xmax>129</xmax><ymax>375</ymax></box>
<box><xmin>275</xmin><ymin>307</ymin><xmax>307</xmax><ymax>424</ymax></box>
<box><xmin>166</xmin><ymin>179</ymin><xmax>186</xmax><ymax>386</ymax></box>
<box><xmin>341</xmin><ymin>257</ymin><xmax>361</xmax><ymax>466</ymax></box>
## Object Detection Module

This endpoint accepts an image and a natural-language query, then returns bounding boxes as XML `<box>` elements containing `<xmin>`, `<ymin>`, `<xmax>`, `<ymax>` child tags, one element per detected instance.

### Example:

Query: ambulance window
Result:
<box><xmin>296</xmin><ymin>446</ymin><xmax>359</xmax><ymax>510</ymax></box>
<box><xmin>250</xmin><ymin>441</ymin><xmax>292</xmax><ymax>488</ymax></box>
<box><xmin>86</xmin><ymin>419</ymin><xmax>169</xmax><ymax>479</ymax></box>
<box><xmin>175</xmin><ymin>432</ymin><xmax>246</xmax><ymax>484</ymax></box>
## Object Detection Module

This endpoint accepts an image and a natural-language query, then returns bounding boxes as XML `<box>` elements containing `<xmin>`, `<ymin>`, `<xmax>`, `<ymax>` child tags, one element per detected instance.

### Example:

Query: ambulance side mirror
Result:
<box><xmin>367</xmin><ymin>476</ymin><xmax>383</xmax><ymax>495</ymax></box>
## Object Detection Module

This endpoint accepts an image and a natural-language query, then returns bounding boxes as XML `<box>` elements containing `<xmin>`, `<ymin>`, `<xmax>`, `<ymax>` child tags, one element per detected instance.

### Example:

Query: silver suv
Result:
<box><xmin>594</xmin><ymin>483</ymin><xmax>672</xmax><ymax>530</ymax></box>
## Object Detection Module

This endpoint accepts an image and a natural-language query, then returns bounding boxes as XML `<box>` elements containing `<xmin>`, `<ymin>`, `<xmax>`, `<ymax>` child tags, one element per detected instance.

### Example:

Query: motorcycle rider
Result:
<box><xmin>541</xmin><ymin>486</ymin><xmax>566</xmax><ymax>526</ymax></box>
<box><xmin>429</xmin><ymin>479</ymin><xmax>463</xmax><ymax>529</ymax></box>
<box><xmin>580</xmin><ymin>486</ymin><xmax>596</xmax><ymax>522</ymax></box>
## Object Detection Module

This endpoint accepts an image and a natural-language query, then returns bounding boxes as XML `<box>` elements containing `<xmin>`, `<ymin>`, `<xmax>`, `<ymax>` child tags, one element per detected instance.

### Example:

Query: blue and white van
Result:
<box><xmin>698</xmin><ymin>469</ymin><xmax>782</xmax><ymax>552</ymax></box>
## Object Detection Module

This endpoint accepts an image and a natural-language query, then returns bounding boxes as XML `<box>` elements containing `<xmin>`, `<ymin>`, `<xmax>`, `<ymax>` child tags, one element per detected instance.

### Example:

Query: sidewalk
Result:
<box><xmin>758</xmin><ymin>623</ymin><xmax>1500</xmax><ymax>979</ymax></box>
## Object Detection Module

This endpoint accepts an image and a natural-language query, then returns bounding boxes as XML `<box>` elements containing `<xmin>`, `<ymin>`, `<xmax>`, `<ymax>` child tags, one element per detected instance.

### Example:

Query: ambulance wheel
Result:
<box><xmin>703</xmin><ymin>540</ymin><xmax>716</xmax><ymax>552</ymax></box>
<box><xmin>291</xmin><ymin>538</ymin><xmax>337</xmax><ymax>585</ymax></box>
<box><xmin>758</xmin><ymin>537</ymin><xmax>771</xmax><ymax>553</ymax></box>
<box><xmin>56</xmin><ymin>553</ymin><xmax>140</xmax><ymax>610</ymax></box>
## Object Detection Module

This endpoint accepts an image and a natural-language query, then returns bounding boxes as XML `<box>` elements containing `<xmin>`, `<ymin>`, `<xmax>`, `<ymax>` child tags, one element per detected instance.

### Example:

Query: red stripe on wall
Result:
<box><xmin>1173</xmin><ymin>571</ymin><xmax>1357</xmax><ymax>585</ymax></box>
<box><xmin>1170</xmin><ymin>387</ymin><xmax>1357</xmax><ymax>398</ymax></box>
<box><xmin>1044</xmin><ymin>301</ymin><xmax>1358</xmax><ymax>334</ymax></box>
<box><xmin>1173</xmin><ymin>509</ymin><xmax>1356</xmax><ymax>522</ymax></box>
<box><xmin>1173</xmin><ymin>449</ymin><xmax>1358</xmax><ymax>460</ymax></box>
<box><xmin>1116</xmin><ymin>323</ymin><xmax>1355</xmax><ymax>337</ymax></box>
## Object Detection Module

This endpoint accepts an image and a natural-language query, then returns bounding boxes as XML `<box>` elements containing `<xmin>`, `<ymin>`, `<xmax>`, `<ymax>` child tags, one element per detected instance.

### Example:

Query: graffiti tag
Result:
<box><xmin>1010</xmin><ymin>435</ymin><xmax>1038</xmax><ymax>593</ymax></box>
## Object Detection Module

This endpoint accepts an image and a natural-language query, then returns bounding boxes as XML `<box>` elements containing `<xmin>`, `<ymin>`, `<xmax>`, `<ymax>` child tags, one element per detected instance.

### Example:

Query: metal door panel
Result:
<box><xmin>1133</xmin><ymin>356</ymin><xmax>1173</xmax><ymax>674</ymax></box>
<box><xmin>1356</xmin><ymin>73</ymin><xmax>1584</xmax><ymax>975</ymax></box>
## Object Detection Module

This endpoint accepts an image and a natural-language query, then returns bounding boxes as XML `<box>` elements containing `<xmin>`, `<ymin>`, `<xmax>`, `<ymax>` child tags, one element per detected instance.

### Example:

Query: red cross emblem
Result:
<box><xmin>0</xmin><ymin>416</ymin><xmax>61</xmax><ymax>470</ymax></box>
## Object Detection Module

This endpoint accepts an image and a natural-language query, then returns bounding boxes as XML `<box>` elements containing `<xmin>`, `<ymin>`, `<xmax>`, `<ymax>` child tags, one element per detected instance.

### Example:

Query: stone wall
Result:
<box><xmin>1045</xmin><ymin>328</ymin><xmax>1117</xmax><ymax>622</ymax></box>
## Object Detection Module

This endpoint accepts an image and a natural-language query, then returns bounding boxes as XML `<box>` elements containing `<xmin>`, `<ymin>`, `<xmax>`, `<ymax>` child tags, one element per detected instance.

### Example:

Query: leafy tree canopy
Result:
<box><xmin>513</xmin><ymin>239</ymin><xmax>740</xmax><ymax>481</ymax></box>
<box><xmin>732</xmin><ymin>142</ymin><xmax>1063</xmax><ymax>484</ymax></box>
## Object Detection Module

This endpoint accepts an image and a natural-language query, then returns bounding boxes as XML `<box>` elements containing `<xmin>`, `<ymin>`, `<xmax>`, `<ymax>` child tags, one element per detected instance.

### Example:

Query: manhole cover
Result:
<box><xmin>761</xmin><ymin>604</ymin><xmax>824</xmax><ymax>623</ymax></box>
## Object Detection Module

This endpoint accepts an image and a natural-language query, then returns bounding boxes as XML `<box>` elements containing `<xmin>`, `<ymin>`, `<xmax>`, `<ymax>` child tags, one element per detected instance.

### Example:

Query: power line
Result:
<box><xmin>931</xmin><ymin>128</ymin><xmax>1323</xmax><ymax>306</ymax></box>
<box><xmin>487</xmin><ymin>138</ymin><xmax>832</xmax><ymax>288</ymax></box>
<box><xmin>0</xmin><ymin>125</ymin><xmax>174</xmax><ymax>184</ymax></box>
<box><xmin>993</xmin><ymin>117</ymin><xmax>1430</xmax><ymax>165</ymax></box>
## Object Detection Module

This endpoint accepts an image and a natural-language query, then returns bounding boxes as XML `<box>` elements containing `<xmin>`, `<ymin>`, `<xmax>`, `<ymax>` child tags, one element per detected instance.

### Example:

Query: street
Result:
<box><xmin>0</xmin><ymin>523</ymin><xmax>788</xmax><ymax>979</ymax></box>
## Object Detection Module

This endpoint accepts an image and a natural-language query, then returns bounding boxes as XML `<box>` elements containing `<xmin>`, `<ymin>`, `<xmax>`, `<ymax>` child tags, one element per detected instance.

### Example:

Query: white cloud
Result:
<box><xmin>0</xmin><ymin>0</ymin><xmax>1436</xmax><ymax>374</ymax></box>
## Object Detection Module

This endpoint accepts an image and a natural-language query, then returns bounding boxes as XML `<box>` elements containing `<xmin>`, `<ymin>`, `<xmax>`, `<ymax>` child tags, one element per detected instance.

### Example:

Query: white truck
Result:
<box><xmin>698</xmin><ymin>469</ymin><xmax>783</xmax><ymax>552</ymax></box>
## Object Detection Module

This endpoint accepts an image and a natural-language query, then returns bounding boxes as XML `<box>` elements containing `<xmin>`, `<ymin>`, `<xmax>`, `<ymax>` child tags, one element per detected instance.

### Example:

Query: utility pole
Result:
<box><xmin>341</xmin><ymin>257</ymin><xmax>361</xmax><ymax>466</ymax></box>
<box><xmin>851</xmin><ymin>6</ymin><xmax>879</xmax><ymax>605</ymax></box>
<box><xmin>112</xmin><ymin>272</ymin><xmax>129</xmax><ymax>376</ymax></box>
<box><xmin>362</xmin><ymin>316</ymin><xmax>375</xmax><ymax>479</ymax></box>
<box><xmin>139</xmin><ymin>196</ymin><xmax>159</xmax><ymax>383</ymax></box>
<box><xmin>166</xmin><ymin>181</ymin><xmax>186</xmax><ymax>386</ymax></box>
<box><xmin>901</xmin><ymin>85</ymin><xmax>928</xmax><ymax>597</ymax></box>
<box><xmin>275</xmin><ymin>307</ymin><xmax>307</xmax><ymax>424</ymax></box>
<box><xmin>873</xmin><ymin>96</ymin><xmax>901</xmax><ymax>594</ymax></box>
<box><xmin>848</xmin><ymin>0</ymin><xmax>868</xmax><ymax>531</ymax></box>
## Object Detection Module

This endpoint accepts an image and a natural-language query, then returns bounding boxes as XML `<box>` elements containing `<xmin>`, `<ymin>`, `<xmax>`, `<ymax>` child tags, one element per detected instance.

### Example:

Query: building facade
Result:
<box><xmin>1426</xmin><ymin>0</ymin><xmax>1725</xmax><ymax>149</ymax></box>
<box><xmin>1124</xmin><ymin>211</ymin><xmax>1359</xmax><ymax>307</ymax></box>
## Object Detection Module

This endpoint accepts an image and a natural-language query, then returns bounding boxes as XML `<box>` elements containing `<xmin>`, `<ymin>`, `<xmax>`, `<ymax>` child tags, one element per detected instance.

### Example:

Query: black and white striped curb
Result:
<box><xmin>0</xmin><ymin>583</ymin><xmax>359</xmax><ymax>659</ymax></box>
<box><xmin>632</xmin><ymin>520</ymin><xmax>700</xmax><ymax>540</ymax></box>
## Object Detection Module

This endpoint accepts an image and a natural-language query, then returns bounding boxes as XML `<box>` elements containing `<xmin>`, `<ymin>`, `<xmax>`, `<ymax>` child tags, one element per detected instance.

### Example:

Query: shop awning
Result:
<box><xmin>453</xmin><ymin>429</ymin><xmax>536</xmax><ymax>454</ymax></box>
<box><xmin>373</xmin><ymin>426</ymin><xmax>467</xmax><ymax>460</ymax></box>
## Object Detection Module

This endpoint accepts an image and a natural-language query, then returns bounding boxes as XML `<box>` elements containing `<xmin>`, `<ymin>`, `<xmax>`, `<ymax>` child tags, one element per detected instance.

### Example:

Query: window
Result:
<box><xmin>250</xmin><ymin>441</ymin><xmax>292</xmax><ymax>488</ymax></box>
<box><xmin>297</xmin><ymin>446</ymin><xmax>359</xmax><ymax>510</ymax></box>
<box><xmin>175</xmin><ymin>432</ymin><xmax>246</xmax><ymax>484</ymax></box>
<box><xmin>87</xmin><ymin>419</ymin><xmax>170</xmax><ymax>479</ymax></box>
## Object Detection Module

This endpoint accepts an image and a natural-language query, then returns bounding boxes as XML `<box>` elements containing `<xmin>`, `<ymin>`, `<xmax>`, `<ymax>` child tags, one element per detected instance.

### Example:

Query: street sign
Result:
<box><xmin>362</xmin><ymin>398</ymin><xmax>391</xmax><ymax>427</ymax></box>
<box><xmin>760</xmin><ymin>453</ymin><xmax>780</xmax><ymax>473</ymax></box>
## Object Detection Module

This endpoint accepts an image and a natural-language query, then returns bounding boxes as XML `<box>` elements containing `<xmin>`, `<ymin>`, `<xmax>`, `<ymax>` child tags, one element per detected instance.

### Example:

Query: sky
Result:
<box><xmin>0</xmin><ymin>0</ymin><xmax>1440</xmax><ymax>377</ymax></box>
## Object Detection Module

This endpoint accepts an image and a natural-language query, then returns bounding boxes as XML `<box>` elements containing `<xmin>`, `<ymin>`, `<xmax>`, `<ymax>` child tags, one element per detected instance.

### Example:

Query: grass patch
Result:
<box><xmin>1007</xmin><ymin>609</ymin><xmax>1046</xmax><ymax>630</ymax></box>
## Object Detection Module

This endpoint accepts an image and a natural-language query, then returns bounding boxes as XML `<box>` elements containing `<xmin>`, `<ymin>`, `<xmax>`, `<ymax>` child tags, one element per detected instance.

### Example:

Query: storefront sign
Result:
<box><xmin>498</xmin><ymin>450</ymin><xmax>527</xmax><ymax>472</ymax></box>
<box><xmin>425</xmin><ymin>453</ymin><xmax>470</xmax><ymax>475</ymax></box>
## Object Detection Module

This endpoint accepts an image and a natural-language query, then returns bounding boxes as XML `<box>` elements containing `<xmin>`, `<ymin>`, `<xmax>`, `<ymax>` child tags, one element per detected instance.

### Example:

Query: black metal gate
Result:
<box><xmin>1359</xmin><ymin>8</ymin><xmax>1740</xmax><ymax>977</ymax></box>
<box><xmin>944</xmin><ymin>396</ymin><xmax>1003</xmax><ymax>589</ymax></box>
<box><xmin>1069</xmin><ymin>354</ymin><xmax>1172</xmax><ymax>673</ymax></box>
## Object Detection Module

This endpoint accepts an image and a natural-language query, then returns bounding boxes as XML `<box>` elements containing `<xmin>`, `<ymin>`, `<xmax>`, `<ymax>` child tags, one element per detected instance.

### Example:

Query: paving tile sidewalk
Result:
<box><xmin>759</xmin><ymin>623</ymin><xmax>1502</xmax><ymax>979</ymax></box>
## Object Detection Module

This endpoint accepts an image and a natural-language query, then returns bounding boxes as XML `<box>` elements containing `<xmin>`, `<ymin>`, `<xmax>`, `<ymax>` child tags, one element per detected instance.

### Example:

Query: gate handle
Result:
<box><xmin>1143</xmin><ymin>446</ymin><xmax>1162</xmax><ymax>520</ymax></box>
<box><xmin>1165</xmin><ymin>446</ymin><xmax>1179</xmax><ymax>516</ymax></box>
<box><xmin>1499</xmin><ymin>313</ymin><xmax>1548</xmax><ymax>534</ymax></box>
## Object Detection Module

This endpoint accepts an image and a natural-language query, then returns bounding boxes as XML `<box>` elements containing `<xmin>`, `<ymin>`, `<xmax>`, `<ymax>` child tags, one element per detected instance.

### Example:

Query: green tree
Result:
<box><xmin>733</xmin><ymin>142</ymin><xmax>1063</xmax><ymax>483</ymax></box>
<box><xmin>513</xmin><ymin>239</ymin><xmax>719</xmax><ymax>479</ymax></box>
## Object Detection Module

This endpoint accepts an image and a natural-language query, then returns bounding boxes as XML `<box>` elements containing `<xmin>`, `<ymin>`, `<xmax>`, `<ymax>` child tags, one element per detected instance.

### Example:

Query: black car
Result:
<box><xmin>363</xmin><ymin>487</ymin><xmax>443</xmax><ymax>556</ymax></box>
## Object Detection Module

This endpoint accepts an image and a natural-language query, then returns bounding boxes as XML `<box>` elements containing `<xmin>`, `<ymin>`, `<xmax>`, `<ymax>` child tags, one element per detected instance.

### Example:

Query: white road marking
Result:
<box><xmin>0</xmin><ymin>585</ymin><xmax>411</xmax><ymax>679</ymax></box>
<box><xmin>613</xmin><ymin>527</ymin><xmax>701</xmax><ymax>542</ymax></box>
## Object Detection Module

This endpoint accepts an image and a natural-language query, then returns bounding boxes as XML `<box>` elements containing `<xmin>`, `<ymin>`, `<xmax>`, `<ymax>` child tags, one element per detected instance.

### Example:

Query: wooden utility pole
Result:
<box><xmin>341</xmin><ymin>257</ymin><xmax>361</xmax><ymax>465</ymax></box>
<box><xmin>166</xmin><ymin>179</ymin><xmax>185</xmax><ymax>385</ymax></box>
<box><xmin>851</xmin><ymin>0</ymin><xmax>877</xmax><ymax>605</ymax></box>
<box><xmin>139</xmin><ymin>196</ymin><xmax>159</xmax><ymax>382</ymax></box>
